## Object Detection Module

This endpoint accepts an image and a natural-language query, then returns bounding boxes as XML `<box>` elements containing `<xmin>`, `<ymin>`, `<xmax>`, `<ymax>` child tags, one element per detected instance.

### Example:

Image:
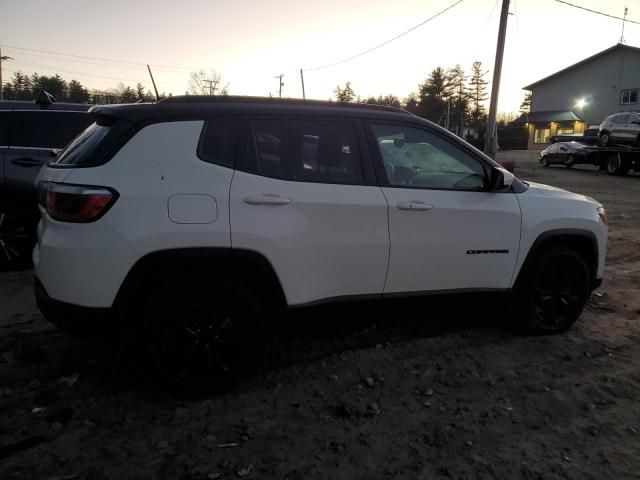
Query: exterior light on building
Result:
<box><xmin>575</xmin><ymin>98</ymin><xmax>587</xmax><ymax>109</ymax></box>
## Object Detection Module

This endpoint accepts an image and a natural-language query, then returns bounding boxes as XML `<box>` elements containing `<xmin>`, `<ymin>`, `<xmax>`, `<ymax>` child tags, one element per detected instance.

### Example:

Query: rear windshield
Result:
<box><xmin>54</xmin><ymin>118</ymin><xmax>133</xmax><ymax>166</ymax></box>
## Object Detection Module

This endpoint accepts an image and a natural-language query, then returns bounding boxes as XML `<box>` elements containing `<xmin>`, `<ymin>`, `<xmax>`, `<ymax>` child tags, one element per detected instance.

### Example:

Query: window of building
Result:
<box><xmin>620</xmin><ymin>89</ymin><xmax>638</xmax><ymax>105</ymax></box>
<box><xmin>534</xmin><ymin>127</ymin><xmax>550</xmax><ymax>144</ymax></box>
<box><xmin>556</xmin><ymin>125</ymin><xmax>574</xmax><ymax>135</ymax></box>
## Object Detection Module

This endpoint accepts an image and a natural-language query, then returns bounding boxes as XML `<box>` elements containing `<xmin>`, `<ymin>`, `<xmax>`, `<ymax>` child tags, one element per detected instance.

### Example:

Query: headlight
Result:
<box><xmin>597</xmin><ymin>206</ymin><xmax>607</xmax><ymax>225</ymax></box>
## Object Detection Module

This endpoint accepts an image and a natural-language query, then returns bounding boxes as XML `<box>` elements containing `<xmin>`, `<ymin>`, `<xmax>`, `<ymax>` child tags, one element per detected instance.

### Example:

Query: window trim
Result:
<box><xmin>364</xmin><ymin>119</ymin><xmax>494</xmax><ymax>193</ymax></box>
<box><xmin>620</xmin><ymin>88</ymin><xmax>638</xmax><ymax>105</ymax></box>
<box><xmin>533</xmin><ymin>127</ymin><xmax>551</xmax><ymax>144</ymax></box>
<box><xmin>235</xmin><ymin>115</ymin><xmax>371</xmax><ymax>187</ymax></box>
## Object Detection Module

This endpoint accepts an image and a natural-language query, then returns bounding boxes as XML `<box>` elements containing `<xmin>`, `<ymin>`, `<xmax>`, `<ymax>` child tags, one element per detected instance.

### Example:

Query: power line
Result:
<box><xmin>304</xmin><ymin>0</ymin><xmax>465</xmax><ymax>72</ymax></box>
<box><xmin>554</xmin><ymin>1</ymin><xmax>640</xmax><ymax>25</ymax></box>
<box><xmin>1</xmin><ymin>44</ymin><xmax>201</xmax><ymax>71</ymax></box>
<box><xmin>1</xmin><ymin>49</ymin><xmax>194</xmax><ymax>74</ymax></box>
<box><xmin>10</xmin><ymin>59</ymin><xmax>152</xmax><ymax>83</ymax></box>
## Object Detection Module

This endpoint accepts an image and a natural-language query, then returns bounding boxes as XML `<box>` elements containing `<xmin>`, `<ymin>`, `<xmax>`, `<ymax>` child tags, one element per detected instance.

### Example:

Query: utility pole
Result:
<box><xmin>484</xmin><ymin>0</ymin><xmax>510</xmax><ymax>159</ymax></box>
<box><xmin>1</xmin><ymin>48</ymin><xmax>15</xmax><ymax>101</ymax></box>
<box><xmin>275</xmin><ymin>74</ymin><xmax>284</xmax><ymax>98</ymax></box>
<box><xmin>300</xmin><ymin>69</ymin><xmax>306</xmax><ymax>100</ymax></box>
<box><xmin>203</xmin><ymin>79</ymin><xmax>219</xmax><ymax>95</ymax></box>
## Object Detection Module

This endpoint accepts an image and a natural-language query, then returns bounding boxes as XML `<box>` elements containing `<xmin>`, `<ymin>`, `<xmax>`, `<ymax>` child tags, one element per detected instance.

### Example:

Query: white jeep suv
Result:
<box><xmin>33</xmin><ymin>97</ymin><xmax>607</xmax><ymax>384</ymax></box>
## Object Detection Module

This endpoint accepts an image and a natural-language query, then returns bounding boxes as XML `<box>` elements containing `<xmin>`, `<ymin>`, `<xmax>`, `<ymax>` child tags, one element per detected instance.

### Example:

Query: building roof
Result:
<box><xmin>523</xmin><ymin>43</ymin><xmax>640</xmax><ymax>90</ymax></box>
<box><xmin>511</xmin><ymin>110</ymin><xmax>583</xmax><ymax>126</ymax></box>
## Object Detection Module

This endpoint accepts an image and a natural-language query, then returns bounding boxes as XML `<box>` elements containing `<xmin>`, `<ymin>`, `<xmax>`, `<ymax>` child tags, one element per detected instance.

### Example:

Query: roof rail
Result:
<box><xmin>158</xmin><ymin>95</ymin><xmax>413</xmax><ymax>115</ymax></box>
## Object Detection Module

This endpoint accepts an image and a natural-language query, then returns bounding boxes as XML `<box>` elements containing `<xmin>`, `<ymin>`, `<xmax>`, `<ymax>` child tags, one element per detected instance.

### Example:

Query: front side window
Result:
<box><xmin>243</xmin><ymin>118</ymin><xmax>363</xmax><ymax>184</ymax></box>
<box><xmin>534</xmin><ymin>127</ymin><xmax>550</xmax><ymax>144</ymax></box>
<box><xmin>614</xmin><ymin>114</ymin><xmax>629</xmax><ymax>124</ymax></box>
<box><xmin>620</xmin><ymin>89</ymin><xmax>638</xmax><ymax>105</ymax></box>
<box><xmin>371</xmin><ymin>124</ymin><xmax>486</xmax><ymax>190</ymax></box>
<box><xmin>0</xmin><ymin>112</ymin><xmax>9</xmax><ymax>146</ymax></box>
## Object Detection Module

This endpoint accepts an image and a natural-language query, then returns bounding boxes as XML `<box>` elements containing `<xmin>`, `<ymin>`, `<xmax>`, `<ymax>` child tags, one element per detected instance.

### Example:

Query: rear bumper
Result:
<box><xmin>35</xmin><ymin>277</ymin><xmax>115</xmax><ymax>336</ymax></box>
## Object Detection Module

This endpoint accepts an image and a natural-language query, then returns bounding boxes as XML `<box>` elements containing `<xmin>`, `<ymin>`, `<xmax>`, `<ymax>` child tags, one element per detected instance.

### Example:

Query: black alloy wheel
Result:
<box><xmin>540</xmin><ymin>156</ymin><xmax>549</xmax><ymax>167</ymax></box>
<box><xmin>0</xmin><ymin>212</ymin><xmax>33</xmax><ymax>270</ymax></box>
<box><xmin>517</xmin><ymin>247</ymin><xmax>590</xmax><ymax>334</ymax></box>
<box><xmin>137</xmin><ymin>277</ymin><xmax>265</xmax><ymax>391</ymax></box>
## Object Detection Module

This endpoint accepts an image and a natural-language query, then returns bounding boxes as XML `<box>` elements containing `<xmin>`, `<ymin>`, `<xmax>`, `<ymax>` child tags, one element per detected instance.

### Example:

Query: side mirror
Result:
<box><xmin>490</xmin><ymin>167</ymin><xmax>514</xmax><ymax>191</ymax></box>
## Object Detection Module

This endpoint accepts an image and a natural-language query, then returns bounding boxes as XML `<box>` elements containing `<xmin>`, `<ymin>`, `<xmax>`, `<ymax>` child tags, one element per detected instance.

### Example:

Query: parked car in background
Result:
<box><xmin>540</xmin><ymin>141</ymin><xmax>600</xmax><ymax>168</ymax></box>
<box><xmin>34</xmin><ymin>96</ymin><xmax>607</xmax><ymax>388</ymax></box>
<box><xmin>598</xmin><ymin>112</ymin><xmax>640</xmax><ymax>147</ymax></box>
<box><xmin>0</xmin><ymin>94</ymin><xmax>92</xmax><ymax>268</ymax></box>
<box><xmin>550</xmin><ymin>127</ymin><xmax>599</xmax><ymax>145</ymax></box>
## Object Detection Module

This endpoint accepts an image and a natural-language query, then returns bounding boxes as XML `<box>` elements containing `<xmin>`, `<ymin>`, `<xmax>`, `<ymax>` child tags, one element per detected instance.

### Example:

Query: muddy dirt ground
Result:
<box><xmin>2</xmin><ymin>159</ymin><xmax>640</xmax><ymax>480</ymax></box>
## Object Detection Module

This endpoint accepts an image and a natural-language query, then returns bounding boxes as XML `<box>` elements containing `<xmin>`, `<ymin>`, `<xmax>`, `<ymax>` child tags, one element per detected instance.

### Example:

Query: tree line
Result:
<box><xmin>334</xmin><ymin>61</ymin><xmax>491</xmax><ymax>134</ymax></box>
<box><xmin>1</xmin><ymin>71</ymin><xmax>160</xmax><ymax>104</ymax></box>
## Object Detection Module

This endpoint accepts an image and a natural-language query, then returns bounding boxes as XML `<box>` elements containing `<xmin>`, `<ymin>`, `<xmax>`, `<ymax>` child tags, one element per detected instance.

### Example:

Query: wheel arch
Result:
<box><xmin>113</xmin><ymin>247</ymin><xmax>288</xmax><ymax>313</ymax></box>
<box><xmin>514</xmin><ymin>229</ymin><xmax>599</xmax><ymax>290</ymax></box>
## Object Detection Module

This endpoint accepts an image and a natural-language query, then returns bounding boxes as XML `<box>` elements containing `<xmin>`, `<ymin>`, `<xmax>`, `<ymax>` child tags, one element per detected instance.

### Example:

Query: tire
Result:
<box><xmin>565</xmin><ymin>154</ymin><xmax>574</xmax><ymax>168</ymax></box>
<box><xmin>129</xmin><ymin>274</ymin><xmax>266</xmax><ymax>392</ymax></box>
<box><xmin>606</xmin><ymin>153</ymin><xmax>630</xmax><ymax>176</ymax></box>
<box><xmin>514</xmin><ymin>246</ymin><xmax>590</xmax><ymax>334</ymax></box>
<box><xmin>0</xmin><ymin>210</ymin><xmax>37</xmax><ymax>270</ymax></box>
<box><xmin>540</xmin><ymin>156</ymin><xmax>549</xmax><ymax>167</ymax></box>
<box><xmin>599</xmin><ymin>132</ymin><xmax>609</xmax><ymax>147</ymax></box>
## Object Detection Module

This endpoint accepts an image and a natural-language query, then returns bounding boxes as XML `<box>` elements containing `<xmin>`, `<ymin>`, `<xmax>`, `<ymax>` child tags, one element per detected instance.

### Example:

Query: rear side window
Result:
<box><xmin>55</xmin><ymin>118</ymin><xmax>133</xmax><ymax>166</ymax></box>
<box><xmin>243</xmin><ymin>118</ymin><xmax>363</xmax><ymax>185</ymax></box>
<box><xmin>12</xmin><ymin>111</ymin><xmax>93</xmax><ymax>148</ymax></box>
<box><xmin>0</xmin><ymin>112</ymin><xmax>9</xmax><ymax>146</ymax></box>
<box><xmin>197</xmin><ymin>119</ymin><xmax>237</xmax><ymax>167</ymax></box>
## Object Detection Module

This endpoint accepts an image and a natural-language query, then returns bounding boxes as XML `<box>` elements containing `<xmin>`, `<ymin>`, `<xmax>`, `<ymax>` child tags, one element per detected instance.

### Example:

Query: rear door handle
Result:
<box><xmin>244</xmin><ymin>194</ymin><xmax>292</xmax><ymax>206</ymax></box>
<box><xmin>11</xmin><ymin>157</ymin><xmax>43</xmax><ymax>167</ymax></box>
<box><xmin>397</xmin><ymin>201</ymin><xmax>433</xmax><ymax>211</ymax></box>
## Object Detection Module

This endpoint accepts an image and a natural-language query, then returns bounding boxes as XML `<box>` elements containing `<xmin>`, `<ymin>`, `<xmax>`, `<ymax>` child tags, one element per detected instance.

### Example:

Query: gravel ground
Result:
<box><xmin>1</xmin><ymin>159</ymin><xmax>640</xmax><ymax>480</ymax></box>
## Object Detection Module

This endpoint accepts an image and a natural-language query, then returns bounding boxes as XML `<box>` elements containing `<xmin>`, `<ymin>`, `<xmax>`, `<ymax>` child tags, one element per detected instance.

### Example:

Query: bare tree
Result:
<box><xmin>187</xmin><ymin>70</ymin><xmax>229</xmax><ymax>95</ymax></box>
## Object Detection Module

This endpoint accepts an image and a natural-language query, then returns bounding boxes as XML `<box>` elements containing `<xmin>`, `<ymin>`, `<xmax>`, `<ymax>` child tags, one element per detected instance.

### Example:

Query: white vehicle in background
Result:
<box><xmin>33</xmin><ymin>96</ymin><xmax>608</xmax><ymax>387</ymax></box>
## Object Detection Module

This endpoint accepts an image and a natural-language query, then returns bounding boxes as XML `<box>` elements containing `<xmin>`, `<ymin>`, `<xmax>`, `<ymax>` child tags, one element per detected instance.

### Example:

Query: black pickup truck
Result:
<box><xmin>0</xmin><ymin>95</ymin><xmax>92</xmax><ymax>268</ymax></box>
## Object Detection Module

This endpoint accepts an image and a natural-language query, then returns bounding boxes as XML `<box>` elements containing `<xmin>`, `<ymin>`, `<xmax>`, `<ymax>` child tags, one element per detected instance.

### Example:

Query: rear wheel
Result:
<box><xmin>515</xmin><ymin>247</ymin><xmax>590</xmax><ymax>334</ymax></box>
<box><xmin>131</xmin><ymin>275</ymin><xmax>266</xmax><ymax>391</ymax></box>
<box><xmin>606</xmin><ymin>153</ymin><xmax>630</xmax><ymax>176</ymax></box>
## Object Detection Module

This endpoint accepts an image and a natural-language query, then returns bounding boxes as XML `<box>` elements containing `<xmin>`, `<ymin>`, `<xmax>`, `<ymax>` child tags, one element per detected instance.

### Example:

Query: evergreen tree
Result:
<box><xmin>67</xmin><ymin>79</ymin><xmax>90</xmax><ymax>103</ymax></box>
<box><xmin>416</xmin><ymin>67</ymin><xmax>448</xmax><ymax>123</ymax></box>
<box><xmin>334</xmin><ymin>82</ymin><xmax>356</xmax><ymax>102</ymax></box>
<box><xmin>519</xmin><ymin>92</ymin><xmax>532</xmax><ymax>114</ymax></box>
<box><xmin>468</xmin><ymin>61</ymin><xmax>488</xmax><ymax>127</ymax></box>
<box><xmin>446</xmin><ymin>64</ymin><xmax>469</xmax><ymax>134</ymax></box>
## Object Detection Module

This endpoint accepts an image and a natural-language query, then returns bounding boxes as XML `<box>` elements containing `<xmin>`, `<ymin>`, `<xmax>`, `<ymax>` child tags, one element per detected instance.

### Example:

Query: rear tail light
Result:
<box><xmin>37</xmin><ymin>182</ymin><xmax>118</xmax><ymax>223</ymax></box>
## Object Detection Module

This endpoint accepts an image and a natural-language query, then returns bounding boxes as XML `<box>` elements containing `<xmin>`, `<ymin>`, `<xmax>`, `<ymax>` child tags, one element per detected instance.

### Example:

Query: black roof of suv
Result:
<box><xmin>90</xmin><ymin>96</ymin><xmax>415</xmax><ymax>123</ymax></box>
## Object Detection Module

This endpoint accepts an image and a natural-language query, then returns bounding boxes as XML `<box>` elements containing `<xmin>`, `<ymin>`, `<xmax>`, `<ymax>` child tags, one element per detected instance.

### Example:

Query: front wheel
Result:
<box><xmin>514</xmin><ymin>247</ymin><xmax>590</xmax><ymax>334</ymax></box>
<box><xmin>540</xmin><ymin>156</ymin><xmax>550</xmax><ymax>167</ymax></box>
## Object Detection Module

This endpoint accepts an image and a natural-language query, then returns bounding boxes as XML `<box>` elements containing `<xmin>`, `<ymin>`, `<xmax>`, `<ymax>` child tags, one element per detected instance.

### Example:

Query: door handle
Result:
<box><xmin>11</xmin><ymin>157</ymin><xmax>43</xmax><ymax>167</ymax></box>
<box><xmin>397</xmin><ymin>201</ymin><xmax>433</xmax><ymax>211</ymax></box>
<box><xmin>244</xmin><ymin>194</ymin><xmax>292</xmax><ymax>206</ymax></box>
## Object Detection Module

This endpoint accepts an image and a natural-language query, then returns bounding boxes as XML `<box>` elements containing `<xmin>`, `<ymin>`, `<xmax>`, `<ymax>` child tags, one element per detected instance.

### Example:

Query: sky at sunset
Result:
<box><xmin>1</xmin><ymin>0</ymin><xmax>639</xmax><ymax>113</ymax></box>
